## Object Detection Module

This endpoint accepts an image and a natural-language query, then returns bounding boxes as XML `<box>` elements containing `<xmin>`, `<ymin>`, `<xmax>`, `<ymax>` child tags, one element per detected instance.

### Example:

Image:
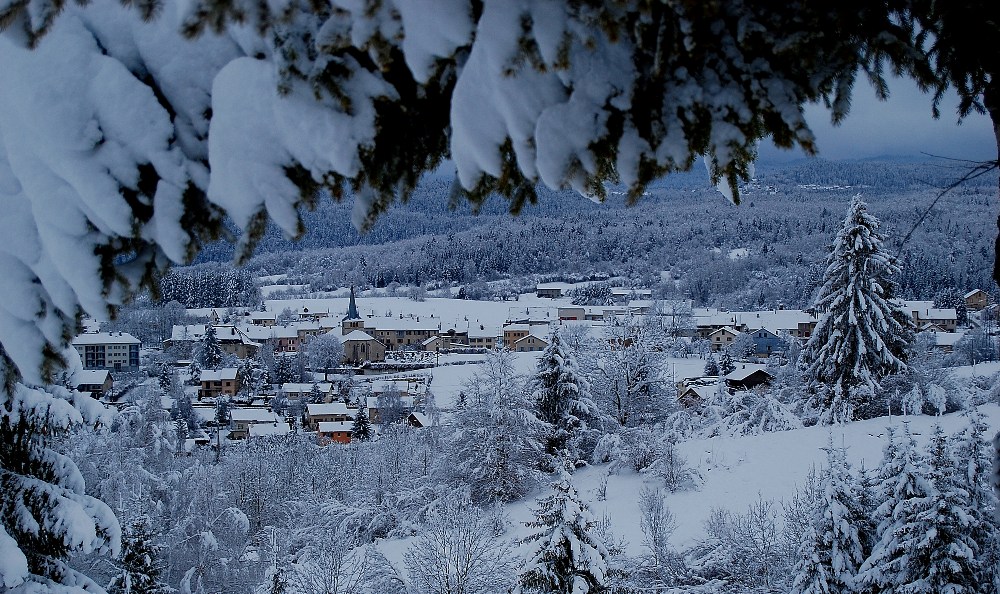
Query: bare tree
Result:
<box><xmin>404</xmin><ymin>498</ymin><xmax>515</xmax><ymax>594</ymax></box>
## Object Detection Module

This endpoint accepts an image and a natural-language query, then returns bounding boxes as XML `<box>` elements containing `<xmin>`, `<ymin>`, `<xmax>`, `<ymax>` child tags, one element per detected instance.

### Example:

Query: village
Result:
<box><xmin>68</xmin><ymin>280</ymin><xmax>991</xmax><ymax>449</ymax></box>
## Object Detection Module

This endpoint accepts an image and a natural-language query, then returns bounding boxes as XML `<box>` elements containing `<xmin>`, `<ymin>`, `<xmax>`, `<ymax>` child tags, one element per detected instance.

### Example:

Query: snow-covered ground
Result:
<box><xmin>477</xmin><ymin>405</ymin><xmax>1000</xmax><ymax>558</ymax></box>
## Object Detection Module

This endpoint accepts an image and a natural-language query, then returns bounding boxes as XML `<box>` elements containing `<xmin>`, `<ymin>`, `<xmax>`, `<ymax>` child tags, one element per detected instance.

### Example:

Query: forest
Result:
<box><xmin>172</xmin><ymin>159</ymin><xmax>1000</xmax><ymax>312</ymax></box>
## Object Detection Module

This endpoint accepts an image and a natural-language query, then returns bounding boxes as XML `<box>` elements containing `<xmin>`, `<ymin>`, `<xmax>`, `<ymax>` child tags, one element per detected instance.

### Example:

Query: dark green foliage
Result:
<box><xmin>109</xmin><ymin>518</ymin><xmax>169</xmax><ymax>594</ymax></box>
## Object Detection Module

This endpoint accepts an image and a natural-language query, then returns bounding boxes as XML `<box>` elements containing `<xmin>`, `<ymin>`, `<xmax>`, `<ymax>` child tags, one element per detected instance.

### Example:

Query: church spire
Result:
<box><xmin>343</xmin><ymin>285</ymin><xmax>360</xmax><ymax>321</ymax></box>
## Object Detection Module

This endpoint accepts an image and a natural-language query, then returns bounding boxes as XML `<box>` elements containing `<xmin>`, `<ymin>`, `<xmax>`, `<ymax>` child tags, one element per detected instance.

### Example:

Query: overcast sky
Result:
<box><xmin>757</xmin><ymin>76</ymin><xmax>996</xmax><ymax>163</ymax></box>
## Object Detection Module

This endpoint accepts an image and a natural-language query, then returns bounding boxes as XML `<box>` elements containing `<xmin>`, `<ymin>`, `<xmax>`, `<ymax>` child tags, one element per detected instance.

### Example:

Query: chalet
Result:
<box><xmin>898</xmin><ymin>301</ymin><xmax>958</xmax><ymax>332</ymax></box>
<box><xmin>745</xmin><ymin>328</ymin><xmax>786</xmax><ymax>357</ymax></box>
<box><xmin>676</xmin><ymin>377</ymin><xmax>721</xmax><ymax>408</ymax></box>
<box><xmin>228</xmin><ymin>408</ymin><xmax>283</xmax><ymax>439</ymax></box>
<box><xmin>708</xmin><ymin>327</ymin><xmax>741</xmax><ymax>351</ymax></box>
<box><xmin>199</xmin><ymin>368</ymin><xmax>241</xmax><ymax>400</ymax></box>
<box><xmin>339</xmin><ymin>330</ymin><xmax>387</xmax><ymax>364</ymax></box>
<box><xmin>724</xmin><ymin>365</ymin><xmax>773</xmax><ymax>392</ymax></box>
<box><xmin>317</xmin><ymin>421</ymin><xmax>354</xmax><ymax>444</ymax></box>
<box><xmin>927</xmin><ymin>331</ymin><xmax>964</xmax><ymax>353</ymax></box>
<box><xmin>965</xmin><ymin>289</ymin><xmax>989</xmax><ymax>311</ymax></box>
<box><xmin>296</xmin><ymin>321</ymin><xmax>324</xmax><ymax>342</ymax></box>
<box><xmin>73</xmin><ymin>332</ymin><xmax>141</xmax><ymax>372</ymax></box>
<box><xmin>407</xmin><ymin>411</ymin><xmax>431</xmax><ymax>428</ymax></box>
<box><xmin>72</xmin><ymin>369</ymin><xmax>113</xmax><ymax>398</ymax></box>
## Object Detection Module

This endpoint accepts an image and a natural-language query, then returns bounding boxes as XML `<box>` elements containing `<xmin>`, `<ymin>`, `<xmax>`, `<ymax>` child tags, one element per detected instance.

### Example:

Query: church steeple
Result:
<box><xmin>343</xmin><ymin>285</ymin><xmax>360</xmax><ymax>322</ymax></box>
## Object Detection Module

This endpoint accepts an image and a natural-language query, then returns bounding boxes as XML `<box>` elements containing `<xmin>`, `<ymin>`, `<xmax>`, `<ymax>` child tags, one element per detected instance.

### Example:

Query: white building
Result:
<box><xmin>72</xmin><ymin>332</ymin><xmax>141</xmax><ymax>372</ymax></box>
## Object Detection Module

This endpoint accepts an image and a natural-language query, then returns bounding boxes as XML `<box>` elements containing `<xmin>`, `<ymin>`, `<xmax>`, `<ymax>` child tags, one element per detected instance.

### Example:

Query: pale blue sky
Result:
<box><xmin>758</xmin><ymin>76</ymin><xmax>996</xmax><ymax>163</ymax></box>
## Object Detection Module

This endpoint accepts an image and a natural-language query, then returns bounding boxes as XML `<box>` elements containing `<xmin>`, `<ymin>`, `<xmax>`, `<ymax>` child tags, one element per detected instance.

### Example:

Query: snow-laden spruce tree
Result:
<box><xmin>856</xmin><ymin>424</ymin><xmax>932</xmax><ymax>593</ymax></box>
<box><xmin>0</xmin><ymin>353</ymin><xmax>120</xmax><ymax>591</ymax></box>
<box><xmin>789</xmin><ymin>443</ymin><xmax>866</xmax><ymax>594</ymax></box>
<box><xmin>351</xmin><ymin>407</ymin><xmax>372</xmax><ymax>442</ymax></box>
<box><xmin>196</xmin><ymin>325</ymin><xmax>224</xmax><ymax>370</ymax></box>
<box><xmin>517</xmin><ymin>472</ymin><xmax>609</xmax><ymax>594</ymax></box>
<box><xmin>108</xmin><ymin>517</ymin><xmax>169</xmax><ymax>594</ymax></box>
<box><xmin>800</xmin><ymin>196</ymin><xmax>912</xmax><ymax>423</ymax></box>
<box><xmin>954</xmin><ymin>410</ymin><xmax>1000</xmax><ymax>591</ymax></box>
<box><xmin>533</xmin><ymin>328</ymin><xmax>601</xmax><ymax>463</ymax></box>
<box><xmin>896</xmin><ymin>424</ymin><xmax>981</xmax><ymax>593</ymax></box>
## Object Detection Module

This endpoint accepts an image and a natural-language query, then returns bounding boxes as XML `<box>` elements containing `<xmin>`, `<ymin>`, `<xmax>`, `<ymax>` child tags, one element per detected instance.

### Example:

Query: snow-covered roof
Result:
<box><xmin>733</xmin><ymin>310</ymin><xmax>817</xmax><ymax>332</ymax></box>
<box><xmin>307</xmin><ymin>402</ymin><xmax>353</xmax><ymax>417</ymax></box>
<box><xmin>708</xmin><ymin>326</ymin><xmax>741</xmax><ymax>337</ymax></box>
<box><xmin>230</xmin><ymin>408</ymin><xmax>282</xmax><ymax>423</ymax></box>
<box><xmin>201</xmin><ymin>368</ymin><xmax>239</xmax><ymax>382</ymax></box>
<box><xmin>249</xmin><ymin>312</ymin><xmax>276</xmax><ymax>320</ymax></box>
<box><xmin>363</xmin><ymin>318</ymin><xmax>438</xmax><ymax>331</ymax></box>
<box><xmin>929</xmin><ymin>332</ymin><xmax>964</xmax><ymax>347</ymax></box>
<box><xmin>248</xmin><ymin>423</ymin><xmax>291</xmax><ymax>437</ymax></box>
<box><xmin>318</xmin><ymin>421</ymin><xmax>353</xmax><ymax>433</ymax></box>
<box><xmin>340</xmin><ymin>330</ymin><xmax>376</xmax><ymax>342</ymax></box>
<box><xmin>409</xmin><ymin>411</ymin><xmax>431</xmax><ymax>427</ymax></box>
<box><xmin>504</xmin><ymin>324</ymin><xmax>530</xmax><ymax>332</ymax></box>
<box><xmin>536</xmin><ymin>282</ymin><xmax>571</xmax><ymax>290</ymax></box>
<box><xmin>725</xmin><ymin>364</ymin><xmax>771</xmax><ymax>383</ymax></box>
<box><xmin>283</xmin><ymin>383</ymin><xmax>333</xmax><ymax>395</ymax></box>
<box><xmin>964</xmin><ymin>289</ymin><xmax>986</xmax><ymax>299</ymax></box>
<box><xmin>297</xmin><ymin>321</ymin><xmax>320</xmax><ymax>331</ymax></box>
<box><xmin>366</xmin><ymin>394</ymin><xmax>415</xmax><ymax>409</ymax></box>
<box><xmin>73</xmin><ymin>332</ymin><xmax>140</xmax><ymax>345</ymax></box>
<box><xmin>73</xmin><ymin>369</ymin><xmax>110</xmax><ymax>386</ymax></box>
<box><xmin>421</xmin><ymin>336</ymin><xmax>440</xmax><ymax>346</ymax></box>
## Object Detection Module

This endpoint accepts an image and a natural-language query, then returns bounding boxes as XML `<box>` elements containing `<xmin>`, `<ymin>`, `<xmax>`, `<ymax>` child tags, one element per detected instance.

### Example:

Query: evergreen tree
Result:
<box><xmin>238</xmin><ymin>351</ymin><xmax>270</xmax><ymax>400</ymax></box>
<box><xmin>215</xmin><ymin>397</ymin><xmax>231</xmax><ymax>427</ymax></box>
<box><xmin>953</xmin><ymin>410</ymin><xmax>1000</xmax><ymax>591</ymax></box>
<box><xmin>308</xmin><ymin>383</ymin><xmax>324</xmax><ymax>404</ymax></box>
<box><xmin>108</xmin><ymin>517</ymin><xmax>169</xmax><ymax>594</ymax></box>
<box><xmin>187</xmin><ymin>358</ymin><xmax>202</xmax><ymax>385</ymax></box>
<box><xmin>897</xmin><ymin>424</ymin><xmax>980</xmax><ymax>593</ymax></box>
<box><xmin>703</xmin><ymin>356</ymin><xmax>720</xmax><ymax>377</ymax></box>
<box><xmin>790</xmin><ymin>443</ymin><xmax>865</xmax><ymax>594</ymax></box>
<box><xmin>518</xmin><ymin>472</ymin><xmax>609</xmax><ymax>594</ymax></box>
<box><xmin>800</xmin><ymin>196</ymin><xmax>912</xmax><ymax>423</ymax></box>
<box><xmin>719</xmin><ymin>351</ymin><xmax>736</xmax><ymax>376</ymax></box>
<box><xmin>533</xmin><ymin>329</ymin><xmax>600</xmax><ymax>462</ymax></box>
<box><xmin>157</xmin><ymin>364</ymin><xmax>174</xmax><ymax>393</ymax></box>
<box><xmin>195</xmin><ymin>325</ymin><xmax>225</xmax><ymax>370</ymax></box>
<box><xmin>351</xmin><ymin>406</ymin><xmax>373</xmax><ymax>442</ymax></box>
<box><xmin>856</xmin><ymin>424</ymin><xmax>932</xmax><ymax>593</ymax></box>
<box><xmin>273</xmin><ymin>355</ymin><xmax>295</xmax><ymax>386</ymax></box>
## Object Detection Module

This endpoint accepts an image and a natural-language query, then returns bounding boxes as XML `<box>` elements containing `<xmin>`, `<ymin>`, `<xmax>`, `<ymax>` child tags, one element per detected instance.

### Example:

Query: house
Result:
<box><xmin>708</xmin><ymin>327</ymin><xmax>741</xmax><ymax>351</ymax></box>
<box><xmin>422</xmin><ymin>335</ymin><xmax>445</xmax><ymax>353</ymax></box>
<box><xmin>248</xmin><ymin>422</ymin><xmax>292</xmax><ymax>438</ymax></box>
<box><xmin>317</xmin><ymin>421</ymin><xmax>354</xmax><ymax>444</ymax></box>
<box><xmin>282</xmin><ymin>383</ymin><xmax>334</xmax><ymax>402</ymax></box>
<box><xmin>306</xmin><ymin>401</ymin><xmax>355</xmax><ymax>429</ymax></box>
<box><xmin>228</xmin><ymin>408</ymin><xmax>283</xmax><ymax>439</ymax></box>
<box><xmin>199</xmin><ymin>368</ymin><xmax>241</xmax><ymax>400</ymax></box>
<box><xmin>503</xmin><ymin>323</ymin><xmax>531</xmax><ymax>348</ymax></box>
<box><xmin>610</xmin><ymin>287</ymin><xmax>653</xmax><ymax>304</ymax></box>
<box><xmin>72</xmin><ymin>332</ymin><xmax>141</xmax><ymax>372</ymax></box>
<box><xmin>165</xmin><ymin>324</ymin><xmax>261</xmax><ymax>358</ymax></box>
<box><xmin>676</xmin><ymin>377</ymin><xmax>722</xmax><ymax>408</ymax></box>
<box><xmin>407</xmin><ymin>411</ymin><xmax>431</xmax><ymax>428</ymax></box>
<box><xmin>339</xmin><ymin>330</ymin><xmax>387</xmax><ymax>364</ymax></box>
<box><xmin>745</xmin><ymin>328</ymin><xmax>786</xmax><ymax>357</ymax></box>
<box><xmin>536</xmin><ymin>283</ymin><xmax>567</xmax><ymax>298</ymax></box>
<box><xmin>514</xmin><ymin>327</ymin><xmax>550</xmax><ymax>352</ymax></box>
<box><xmin>467</xmin><ymin>325</ymin><xmax>499</xmax><ymax>350</ymax></box>
<box><xmin>248</xmin><ymin>312</ymin><xmax>277</xmax><ymax>326</ymax></box>
<box><xmin>558</xmin><ymin>306</ymin><xmax>586</xmax><ymax>321</ymax></box>
<box><xmin>72</xmin><ymin>369</ymin><xmax>113</xmax><ymax>398</ymax></box>
<box><xmin>724</xmin><ymin>365</ymin><xmax>773</xmax><ymax>392</ymax></box>
<box><xmin>965</xmin><ymin>289</ymin><xmax>989</xmax><ymax>311</ymax></box>
<box><xmin>898</xmin><ymin>301</ymin><xmax>958</xmax><ymax>332</ymax></box>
